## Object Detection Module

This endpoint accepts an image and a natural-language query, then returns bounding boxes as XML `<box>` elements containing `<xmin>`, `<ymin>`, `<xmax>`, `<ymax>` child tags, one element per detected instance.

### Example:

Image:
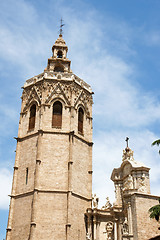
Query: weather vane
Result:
<box><xmin>125</xmin><ymin>137</ymin><xmax>129</xmax><ymax>148</ymax></box>
<box><xmin>59</xmin><ymin>18</ymin><xmax>65</xmax><ymax>36</ymax></box>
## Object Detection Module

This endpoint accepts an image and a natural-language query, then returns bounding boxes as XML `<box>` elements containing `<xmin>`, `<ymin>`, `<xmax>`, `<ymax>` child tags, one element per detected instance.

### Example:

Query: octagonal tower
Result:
<box><xmin>6</xmin><ymin>34</ymin><xmax>93</xmax><ymax>240</ymax></box>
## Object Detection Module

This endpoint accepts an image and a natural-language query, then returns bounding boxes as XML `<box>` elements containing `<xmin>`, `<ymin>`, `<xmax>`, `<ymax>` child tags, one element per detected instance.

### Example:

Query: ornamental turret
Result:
<box><xmin>46</xmin><ymin>34</ymin><xmax>71</xmax><ymax>73</ymax></box>
<box><xmin>111</xmin><ymin>143</ymin><xmax>150</xmax><ymax>207</ymax></box>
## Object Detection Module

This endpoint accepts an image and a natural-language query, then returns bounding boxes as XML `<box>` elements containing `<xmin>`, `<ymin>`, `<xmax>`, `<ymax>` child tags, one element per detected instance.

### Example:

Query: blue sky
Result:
<box><xmin>1</xmin><ymin>0</ymin><xmax>160</xmax><ymax>238</ymax></box>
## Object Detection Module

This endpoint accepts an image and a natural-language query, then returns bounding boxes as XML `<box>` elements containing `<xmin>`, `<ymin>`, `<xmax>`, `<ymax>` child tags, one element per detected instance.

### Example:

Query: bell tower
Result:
<box><xmin>6</xmin><ymin>34</ymin><xmax>93</xmax><ymax>240</ymax></box>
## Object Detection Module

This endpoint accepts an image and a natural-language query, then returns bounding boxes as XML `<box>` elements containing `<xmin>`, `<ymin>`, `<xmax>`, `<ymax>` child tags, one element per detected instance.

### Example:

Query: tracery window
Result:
<box><xmin>52</xmin><ymin>101</ymin><xmax>62</xmax><ymax>128</ymax></box>
<box><xmin>78</xmin><ymin>107</ymin><xmax>84</xmax><ymax>134</ymax></box>
<box><xmin>29</xmin><ymin>104</ymin><xmax>36</xmax><ymax>130</ymax></box>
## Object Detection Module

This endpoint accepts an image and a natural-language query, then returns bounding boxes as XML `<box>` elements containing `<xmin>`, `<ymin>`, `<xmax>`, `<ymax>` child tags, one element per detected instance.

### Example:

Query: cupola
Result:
<box><xmin>52</xmin><ymin>34</ymin><xmax>68</xmax><ymax>59</ymax></box>
<box><xmin>46</xmin><ymin>34</ymin><xmax>71</xmax><ymax>73</ymax></box>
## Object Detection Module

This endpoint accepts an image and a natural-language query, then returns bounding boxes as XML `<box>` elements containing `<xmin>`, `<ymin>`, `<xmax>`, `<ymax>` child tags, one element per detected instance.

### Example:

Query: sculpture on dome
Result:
<box><xmin>122</xmin><ymin>137</ymin><xmax>134</xmax><ymax>162</ymax></box>
<box><xmin>92</xmin><ymin>194</ymin><xmax>99</xmax><ymax>209</ymax></box>
<box><xmin>101</xmin><ymin>197</ymin><xmax>112</xmax><ymax>210</ymax></box>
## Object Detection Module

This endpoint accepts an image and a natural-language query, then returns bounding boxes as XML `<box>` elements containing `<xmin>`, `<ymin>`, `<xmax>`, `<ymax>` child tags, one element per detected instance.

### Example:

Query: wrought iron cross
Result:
<box><xmin>59</xmin><ymin>18</ymin><xmax>65</xmax><ymax>35</ymax></box>
<box><xmin>125</xmin><ymin>137</ymin><xmax>129</xmax><ymax>148</ymax></box>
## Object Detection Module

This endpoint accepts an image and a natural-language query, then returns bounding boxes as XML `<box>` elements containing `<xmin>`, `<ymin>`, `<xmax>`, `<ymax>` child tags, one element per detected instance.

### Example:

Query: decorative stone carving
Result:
<box><xmin>45</xmin><ymin>82</ymin><xmax>70</xmax><ymax>105</ymax></box>
<box><xmin>123</xmin><ymin>174</ymin><xmax>133</xmax><ymax>191</ymax></box>
<box><xmin>92</xmin><ymin>194</ymin><xmax>99</xmax><ymax>209</ymax></box>
<box><xmin>138</xmin><ymin>173</ymin><xmax>146</xmax><ymax>193</ymax></box>
<box><xmin>86</xmin><ymin>233</ymin><xmax>91</xmax><ymax>240</ymax></box>
<box><xmin>114</xmin><ymin>183</ymin><xmax>122</xmax><ymax>206</ymax></box>
<box><xmin>106</xmin><ymin>221</ymin><xmax>114</xmax><ymax>240</ymax></box>
<box><xmin>22</xmin><ymin>85</ymin><xmax>42</xmax><ymax>112</ymax></box>
<box><xmin>122</xmin><ymin>217</ymin><xmax>129</xmax><ymax>235</ymax></box>
<box><xmin>101</xmin><ymin>197</ymin><xmax>112</xmax><ymax>210</ymax></box>
<box><xmin>122</xmin><ymin>147</ymin><xmax>134</xmax><ymax>162</ymax></box>
<box><xmin>73</xmin><ymin>89</ymin><xmax>91</xmax><ymax>116</ymax></box>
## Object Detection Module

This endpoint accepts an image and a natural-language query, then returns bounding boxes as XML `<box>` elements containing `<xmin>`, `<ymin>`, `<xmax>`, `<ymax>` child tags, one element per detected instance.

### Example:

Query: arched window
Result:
<box><xmin>29</xmin><ymin>104</ymin><xmax>36</xmax><ymax>130</ymax></box>
<box><xmin>78</xmin><ymin>107</ymin><xmax>84</xmax><ymax>134</ymax></box>
<box><xmin>57</xmin><ymin>50</ymin><xmax>63</xmax><ymax>58</ymax></box>
<box><xmin>52</xmin><ymin>101</ymin><xmax>62</xmax><ymax>128</ymax></box>
<box><xmin>54</xmin><ymin>65</ymin><xmax>64</xmax><ymax>72</ymax></box>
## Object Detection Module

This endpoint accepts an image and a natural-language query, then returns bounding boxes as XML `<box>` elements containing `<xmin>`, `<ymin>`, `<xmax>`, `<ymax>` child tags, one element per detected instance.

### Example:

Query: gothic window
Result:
<box><xmin>26</xmin><ymin>168</ymin><xmax>28</xmax><ymax>185</ymax></box>
<box><xmin>29</xmin><ymin>104</ymin><xmax>36</xmax><ymax>130</ymax></box>
<box><xmin>54</xmin><ymin>65</ymin><xmax>64</xmax><ymax>72</ymax></box>
<box><xmin>52</xmin><ymin>101</ymin><xmax>62</xmax><ymax>128</ymax></box>
<box><xmin>78</xmin><ymin>107</ymin><xmax>84</xmax><ymax>134</ymax></box>
<box><xmin>57</xmin><ymin>50</ymin><xmax>63</xmax><ymax>58</ymax></box>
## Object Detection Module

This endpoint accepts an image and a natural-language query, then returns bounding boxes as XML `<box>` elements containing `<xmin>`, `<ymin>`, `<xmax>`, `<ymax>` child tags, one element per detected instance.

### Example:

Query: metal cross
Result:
<box><xmin>125</xmin><ymin>137</ymin><xmax>129</xmax><ymax>148</ymax></box>
<box><xmin>59</xmin><ymin>18</ymin><xmax>65</xmax><ymax>35</ymax></box>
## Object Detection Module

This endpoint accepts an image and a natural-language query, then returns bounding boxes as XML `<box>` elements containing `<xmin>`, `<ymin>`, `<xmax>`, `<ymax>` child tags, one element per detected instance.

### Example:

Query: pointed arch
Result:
<box><xmin>45</xmin><ymin>83</ymin><xmax>70</xmax><ymax>106</ymax></box>
<box><xmin>52</xmin><ymin>101</ymin><xmax>62</xmax><ymax>128</ymax></box>
<box><xmin>78</xmin><ymin>107</ymin><xmax>84</xmax><ymax>134</ymax></box>
<box><xmin>23</xmin><ymin>86</ymin><xmax>41</xmax><ymax>112</ymax></box>
<box><xmin>28</xmin><ymin>104</ymin><xmax>36</xmax><ymax>130</ymax></box>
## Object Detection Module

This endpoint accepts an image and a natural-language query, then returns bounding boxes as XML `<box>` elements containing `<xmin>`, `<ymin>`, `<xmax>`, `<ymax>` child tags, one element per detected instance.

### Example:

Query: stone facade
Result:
<box><xmin>6</xmin><ymin>34</ymin><xmax>160</xmax><ymax>240</ymax></box>
<box><xmin>6</xmin><ymin>34</ymin><xmax>93</xmax><ymax>240</ymax></box>
<box><xmin>86</xmin><ymin>147</ymin><xmax>160</xmax><ymax>240</ymax></box>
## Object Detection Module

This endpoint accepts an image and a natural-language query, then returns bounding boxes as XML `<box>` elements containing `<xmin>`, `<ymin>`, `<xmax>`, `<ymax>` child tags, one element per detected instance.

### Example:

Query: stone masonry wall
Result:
<box><xmin>132</xmin><ymin>194</ymin><xmax>160</xmax><ymax>240</ymax></box>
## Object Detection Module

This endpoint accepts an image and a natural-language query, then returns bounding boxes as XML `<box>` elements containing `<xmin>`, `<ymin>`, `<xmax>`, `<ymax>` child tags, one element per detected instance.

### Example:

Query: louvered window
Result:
<box><xmin>29</xmin><ymin>104</ymin><xmax>36</xmax><ymax>130</ymax></box>
<box><xmin>78</xmin><ymin>108</ymin><xmax>84</xmax><ymax>134</ymax></box>
<box><xmin>52</xmin><ymin>101</ymin><xmax>62</xmax><ymax>128</ymax></box>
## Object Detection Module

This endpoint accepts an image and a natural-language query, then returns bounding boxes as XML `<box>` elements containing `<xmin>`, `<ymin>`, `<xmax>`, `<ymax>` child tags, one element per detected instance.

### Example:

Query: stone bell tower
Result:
<box><xmin>6</xmin><ymin>33</ymin><xmax>93</xmax><ymax>240</ymax></box>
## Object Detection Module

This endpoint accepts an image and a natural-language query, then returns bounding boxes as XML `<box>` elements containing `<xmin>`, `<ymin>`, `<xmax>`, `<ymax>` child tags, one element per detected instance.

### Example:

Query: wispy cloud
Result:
<box><xmin>0</xmin><ymin>0</ymin><xmax>160</xmax><ymax>211</ymax></box>
<box><xmin>93</xmin><ymin>130</ymin><xmax>160</xmax><ymax>207</ymax></box>
<box><xmin>0</xmin><ymin>168</ymin><xmax>12</xmax><ymax>209</ymax></box>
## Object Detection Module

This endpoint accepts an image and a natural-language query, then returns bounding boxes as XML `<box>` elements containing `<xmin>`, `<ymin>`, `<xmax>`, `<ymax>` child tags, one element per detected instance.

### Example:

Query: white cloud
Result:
<box><xmin>93</xmin><ymin>129</ymin><xmax>160</xmax><ymax>207</ymax></box>
<box><xmin>0</xmin><ymin>168</ymin><xmax>12</xmax><ymax>209</ymax></box>
<box><xmin>0</xmin><ymin>0</ymin><xmax>160</xmax><ymax>213</ymax></box>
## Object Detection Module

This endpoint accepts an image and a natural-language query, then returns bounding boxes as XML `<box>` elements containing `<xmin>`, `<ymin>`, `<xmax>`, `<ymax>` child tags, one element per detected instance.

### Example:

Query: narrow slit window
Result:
<box><xmin>26</xmin><ymin>168</ymin><xmax>28</xmax><ymax>185</ymax></box>
<box><xmin>29</xmin><ymin>104</ymin><xmax>36</xmax><ymax>130</ymax></box>
<box><xmin>78</xmin><ymin>107</ymin><xmax>84</xmax><ymax>134</ymax></box>
<box><xmin>52</xmin><ymin>101</ymin><xmax>62</xmax><ymax>128</ymax></box>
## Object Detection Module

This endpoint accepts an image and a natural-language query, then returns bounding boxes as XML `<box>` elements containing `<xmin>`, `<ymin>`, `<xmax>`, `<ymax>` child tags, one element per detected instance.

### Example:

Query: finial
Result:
<box><xmin>125</xmin><ymin>137</ymin><xmax>129</xmax><ymax>148</ymax></box>
<box><xmin>59</xmin><ymin>18</ymin><xmax>65</xmax><ymax>36</ymax></box>
<box><xmin>122</xmin><ymin>137</ymin><xmax>134</xmax><ymax>162</ymax></box>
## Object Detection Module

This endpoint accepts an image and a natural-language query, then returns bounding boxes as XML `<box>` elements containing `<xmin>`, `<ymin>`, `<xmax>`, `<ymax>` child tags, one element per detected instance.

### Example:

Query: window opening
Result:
<box><xmin>52</xmin><ymin>101</ymin><xmax>62</xmax><ymax>128</ymax></box>
<box><xmin>54</xmin><ymin>65</ymin><xmax>64</xmax><ymax>72</ymax></box>
<box><xmin>78</xmin><ymin>107</ymin><xmax>84</xmax><ymax>134</ymax></box>
<box><xmin>29</xmin><ymin>104</ymin><xmax>36</xmax><ymax>130</ymax></box>
<box><xmin>26</xmin><ymin>168</ymin><xmax>28</xmax><ymax>185</ymax></box>
<box><xmin>57</xmin><ymin>50</ymin><xmax>63</xmax><ymax>58</ymax></box>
